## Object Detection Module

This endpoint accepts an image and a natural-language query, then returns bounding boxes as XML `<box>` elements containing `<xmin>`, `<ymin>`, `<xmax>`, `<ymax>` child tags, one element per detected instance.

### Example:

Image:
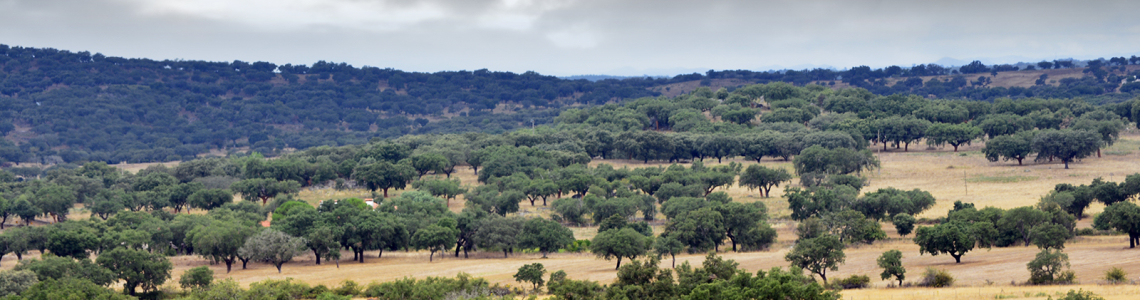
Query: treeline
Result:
<box><xmin>3</xmin><ymin>44</ymin><xmax>1140</xmax><ymax>164</ymax></box>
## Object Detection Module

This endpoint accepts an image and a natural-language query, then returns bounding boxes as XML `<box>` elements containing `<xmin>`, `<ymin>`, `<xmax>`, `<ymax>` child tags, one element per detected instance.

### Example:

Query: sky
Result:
<box><xmin>1</xmin><ymin>0</ymin><xmax>1139</xmax><ymax>76</ymax></box>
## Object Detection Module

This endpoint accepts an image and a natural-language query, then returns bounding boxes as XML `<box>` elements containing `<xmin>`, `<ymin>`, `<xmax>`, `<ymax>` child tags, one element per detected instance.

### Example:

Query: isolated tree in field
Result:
<box><xmin>926</xmin><ymin>123</ymin><xmax>982</xmax><ymax>152</ymax></box>
<box><xmin>1094</xmin><ymin>201</ymin><xmax>1140</xmax><ymax>248</ymax></box>
<box><xmin>514</xmin><ymin>263</ymin><xmax>546</xmax><ymax>291</ymax></box>
<box><xmin>353</xmin><ymin>161</ymin><xmax>415</xmax><ymax>197</ymax></box>
<box><xmin>592</xmin><ymin>227</ymin><xmax>649</xmax><ymax>270</ymax></box>
<box><xmin>409</xmin><ymin>152</ymin><xmax>449</xmax><ymax>178</ymax></box>
<box><xmin>519</xmin><ymin>218</ymin><xmax>574</xmax><ymax>258</ymax></box>
<box><xmin>984</xmin><ymin>132</ymin><xmax>1034</xmax><ymax>165</ymax></box>
<box><xmin>237</xmin><ymin>229</ymin><xmax>307</xmax><ymax>273</ymax></box>
<box><xmin>914</xmin><ymin>221</ymin><xmax>975</xmax><ymax>263</ymax></box>
<box><xmin>230</xmin><ymin>178</ymin><xmax>300</xmax><ymax>205</ymax></box>
<box><xmin>653</xmin><ymin>234</ymin><xmax>684</xmax><ymax>268</ymax></box>
<box><xmin>412</xmin><ymin>218</ymin><xmax>458</xmax><ymax>262</ymax></box>
<box><xmin>1027</xmin><ymin>249</ymin><xmax>1071</xmax><ymax>285</ymax></box>
<box><xmin>877</xmin><ymin>249</ymin><xmax>906</xmax><ymax>286</ymax></box>
<box><xmin>96</xmin><ymin>247</ymin><xmax>172</xmax><ymax>296</ymax></box>
<box><xmin>188</xmin><ymin>189</ymin><xmax>233</xmax><ymax>211</ymax></box>
<box><xmin>739</xmin><ymin>165</ymin><xmax>792</xmax><ymax>197</ymax></box>
<box><xmin>785</xmin><ymin>234</ymin><xmax>845</xmax><ymax>284</ymax></box>
<box><xmin>892</xmin><ymin>213</ymin><xmax>916</xmax><ymax>237</ymax></box>
<box><xmin>1031</xmin><ymin>129</ymin><xmax>1102</xmax><ymax>169</ymax></box>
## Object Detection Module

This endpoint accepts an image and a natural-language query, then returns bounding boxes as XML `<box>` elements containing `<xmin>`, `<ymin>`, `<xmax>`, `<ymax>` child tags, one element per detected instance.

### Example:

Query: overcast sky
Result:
<box><xmin>2</xmin><ymin>0</ymin><xmax>1139</xmax><ymax>76</ymax></box>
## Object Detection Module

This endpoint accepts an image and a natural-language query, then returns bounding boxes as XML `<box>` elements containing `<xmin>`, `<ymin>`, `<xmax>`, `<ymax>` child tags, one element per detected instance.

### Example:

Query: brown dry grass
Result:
<box><xmin>5</xmin><ymin>131</ymin><xmax>1140</xmax><ymax>299</ymax></box>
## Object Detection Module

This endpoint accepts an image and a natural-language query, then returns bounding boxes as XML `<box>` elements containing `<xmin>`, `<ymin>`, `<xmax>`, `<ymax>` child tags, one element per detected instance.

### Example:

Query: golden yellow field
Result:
<box><xmin>3</xmin><ymin>131</ymin><xmax>1140</xmax><ymax>299</ymax></box>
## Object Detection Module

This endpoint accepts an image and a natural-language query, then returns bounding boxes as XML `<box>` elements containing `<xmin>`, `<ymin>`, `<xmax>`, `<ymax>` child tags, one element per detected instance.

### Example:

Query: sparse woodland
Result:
<box><xmin>2</xmin><ymin>45</ymin><xmax>1140</xmax><ymax>299</ymax></box>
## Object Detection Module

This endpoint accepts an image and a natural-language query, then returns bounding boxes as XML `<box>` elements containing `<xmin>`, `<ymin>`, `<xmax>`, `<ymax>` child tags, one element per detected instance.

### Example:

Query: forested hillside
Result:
<box><xmin>2</xmin><ymin>44</ymin><xmax>1140</xmax><ymax>165</ymax></box>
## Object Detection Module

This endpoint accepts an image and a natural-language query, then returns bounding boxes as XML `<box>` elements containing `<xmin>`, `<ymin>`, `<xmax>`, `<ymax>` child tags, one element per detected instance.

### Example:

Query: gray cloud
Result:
<box><xmin>1</xmin><ymin>0</ymin><xmax>1138</xmax><ymax>76</ymax></box>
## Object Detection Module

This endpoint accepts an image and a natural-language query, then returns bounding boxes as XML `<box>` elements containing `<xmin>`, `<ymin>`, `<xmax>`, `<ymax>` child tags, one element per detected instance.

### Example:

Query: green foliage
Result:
<box><xmin>519</xmin><ymin>218</ymin><xmax>574</xmax><ymax>258</ymax></box>
<box><xmin>892</xmin><ymin>213</ymin><xmax>916</xmax><ymax>237</ymax></box>
<box><xmin>17</xmin><ymin>277</ymin><xmax>133</xmax><ymax>300</ymax></box>
<box><xmin>1028</xmin><ymin>249</ymin><xmax>1073</xmax><ymax>285</ymax></box>
<box><xmin>412</xmin><ymin>218</ymin><xmax>459</xmax><ymax>262</ymax></box>
<box><xmin>13</xmin><ymin>254</ymin><xmax>116</xmax><ymax>287</ymax></box>
<box><xmin>96</xmin><ymin>247</ymin><xmax>172</xmax><ymax>295</ymax></box>
<box><xmin>1104</xmin><ymin>267</ymin><xmax>1127</xmax><ymax>284</ymax></box>
<box><xmin>361</xmin><ymin>273</ymin><xmax>494</xmax><ymax>300</ymax></box>
<box><xmin>738</xmin><ymin>165</ymin><xmax>792</xmax><ymax>198</ymax></box>
<box><xmin>833</xmin><ymin>274</ymin><xmax>871</xmax><ymax>289</ymax></box>
<box><xmin>514</xmin><ymin>263</ymin><xmax>546</xmax><ymax>291</ymax></box>
<box><xmin>238</xmin><ymin>229</ymin><xmax>308</xmax><ymax>272</ymax></box>
<box><xmin>0</xmin><ymin>270</ymin><xmax>37</xmax><ymax>297</ymax></box>
<box><xmin>877</xmin><ymin>249</ymin><xmax>906</xmax><ymax>286</ymax></box>
<box><xmin>914</xmin><ymin>221</ymin><xmax>980</xmax><ymax>263</ymax></box>
<box><xmin>591</xmin><ymin>227</ymin><xmax>649</xmax><ymax>270</ymax></box>
<box><xmin>984</xmin><ymin>132</ymin><xmax>1035</xmax><ymax>165</ymax></box>
<box><xmin>1052</xmin><ymin>289</ymin><xmax>1106</xmax><ymax>300</ymax></box>
<box><xmin>918</xmin><ymin>267</ymin><xmax>954</xmax><ymax>287</ymax></box>
<box><xmin>179</xmin><ymin>266</ymin><xmax>214</xmax><ymax>290</ymax></box>
<box><xmin>785</xmin><ymin>234</ymin><xmax>845</xmax><ymax>284</ymax></box>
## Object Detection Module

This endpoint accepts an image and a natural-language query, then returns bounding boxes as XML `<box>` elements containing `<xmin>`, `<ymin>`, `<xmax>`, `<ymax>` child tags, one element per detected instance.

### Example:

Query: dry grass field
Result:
<box><xmin>3</xmin><ymin>131</ymin><xmax>1140</xmax><ymax>299</ymax></box>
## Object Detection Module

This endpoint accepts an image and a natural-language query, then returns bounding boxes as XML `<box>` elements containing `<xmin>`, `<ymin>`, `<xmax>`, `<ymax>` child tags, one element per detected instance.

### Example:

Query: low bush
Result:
<box><xmin>1055</xmin><ymin>289</ymin><xmax>1105</xmax><ymax>300</ymax></box>
<box><xmin>918</xmin><ymin>268</ymin><xmax>954</xmax><ymax>287</ymax></box>
<box><xmin>1104</xmin><ymin>267</ymin><xmax>1128</xmax><ymax>284</ymax></box>
<box><xmin>833</xmin><ymin>274</ymin><xmax>870</xmax><ymax>289</ymax></box>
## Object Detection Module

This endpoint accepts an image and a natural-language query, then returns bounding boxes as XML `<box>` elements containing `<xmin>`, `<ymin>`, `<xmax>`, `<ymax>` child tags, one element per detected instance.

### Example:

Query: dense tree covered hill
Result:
<box><xmin>2</xmin><ymin>43</ymin><xmax>1139</xmax><ymax>165</ymax></box>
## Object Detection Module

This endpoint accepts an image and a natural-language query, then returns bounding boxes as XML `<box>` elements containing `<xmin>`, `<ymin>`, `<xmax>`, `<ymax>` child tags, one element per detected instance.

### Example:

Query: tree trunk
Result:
<box><xmin>313</xmin><ymin>249</ymin><xmax>322</xmax><ymax>265</ymax></box>
<box><xmin>383</xmin><ymin>188</ymin><xmax>389</xmax><ymax>198</ymax></box>
<box><xmin>953</xmin><ymin>145</ymin><xmax>959</xmax><ymax>152</ymax></box>
<box><xmin>378</xmin><ymin>249</ymin><xmax>383</xmax><ymax>258</ymax></box>
<box><xmin>1064</xmin><ymin>161</ymin><xmax>1070</xmax><ymax>169</ymax></box>
<box><xmin>504</xmin><ymin>249</ymin><xmax>509</xmax><ymax>258</ymax></box>
<box><xmin>671</xmin><ymin>254</ymin><xmax>676</xmax><ymax>268</ymax></box>
<box><xmin>240</xmin><ymin>257</ymin><xmax>250</xmax><ymax>269</ymax></box>
<box><xmin>820</xmin><ymin>270</ymin><xmax>827</xmax><ymax>285</ymax></box>
<box><xmin>615</xmin><ymin>256</ymin><xmax>622</xmax><ymax>270</ymax></box>
<box><xmin>429</xmin><ymin>251</ymin><xmax>435</xmax><ymax>262</ymax></box>
<box><xmin>276</xmin><ymin>264</ymin><xmax>282</xmax><ymax>273</ymax></box>
<box><xmin>1017</xmin><ymin>158</ymin><xmax>1023</xmax><ymax>165</ymax></box>
<box><xmin>224</xmin><ymin>259</ymin><xmax>234</xmax><ymax>273</ymax></box>
<box><xmin>952</xmin><ymin>253</ymin><xmax>962</xmax><ymax>263</ymax></box>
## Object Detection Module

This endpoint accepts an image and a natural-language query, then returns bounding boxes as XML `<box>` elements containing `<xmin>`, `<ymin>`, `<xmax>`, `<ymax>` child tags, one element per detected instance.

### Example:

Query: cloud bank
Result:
<box><xmin>1</xmin><ymin>0</ymin><xmax>1138</xmax><ymax>76</ymax></box>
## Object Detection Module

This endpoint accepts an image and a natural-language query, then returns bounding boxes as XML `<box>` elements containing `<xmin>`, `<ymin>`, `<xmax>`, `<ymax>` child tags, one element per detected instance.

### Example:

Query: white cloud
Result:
<box><xmin>544</xmin><ymin>24</ymin><xmax>598</xmax><ymax>49</ymax></box>
<box><xmin>117</xmin><ymin>0</ymin><xmax>450</xmax><ymax>31</ymax></box>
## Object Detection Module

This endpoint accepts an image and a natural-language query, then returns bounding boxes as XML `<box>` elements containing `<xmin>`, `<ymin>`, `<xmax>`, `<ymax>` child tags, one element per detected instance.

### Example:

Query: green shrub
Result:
<box><xmin>333</xmin><ymin>280</ymin><xmax>360</xmax><ymax>296</ymax></box>
<box><xmin>833</xmin><ymin>274</ymin><xmax>870</xmax><ymax>289</ymax></box>
<box><xmin>18</xmin><ymin>278</ymin><xmax>132</xmax><ymax>300</ymax></box>
<box><xmin>1104</xmin><ymin>267</ymin><xmax>1128</xmax><ymax>284</ymax></box>
<box><xmin>316</xmin><ymin>292</ymin><xmax>352</xmax><ymax>300</ymax></box>
<box><xmin>1028</xmin><ymin>249</ymin><xmax>1072</xmax><ymax>285</ymax></box>
<box><xmin>564</xmin><ymin>240</ymin><xmax>592</xmax><ymax>253</ymax></box>
<box><xmin>179</xmin><ymin>266</ymin><xmax>213</xmax><ymax>290</ymax></box>
<box><xmin>246</xmin><ymin>278</ymin><xmax>311</xmax><ymax>299</ymax></box>
<box><xmin>1053</xmin><ymin>289</ymin><xmax>1105</xmax><ymax>300</ymax></box>
<box><xmin>918</xmin><ymin>267</ymin><xmax>954</xmax><ymax>287</ymax></box>
<box><xmin>362</xmin><ymin>273</ymin><xmax>493</xmax><ymax>300</ymax></box>
<box><xmin>0</xmin><ymin>270</ymin><xmax>38</xmax><ymax>296</ymax></box>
